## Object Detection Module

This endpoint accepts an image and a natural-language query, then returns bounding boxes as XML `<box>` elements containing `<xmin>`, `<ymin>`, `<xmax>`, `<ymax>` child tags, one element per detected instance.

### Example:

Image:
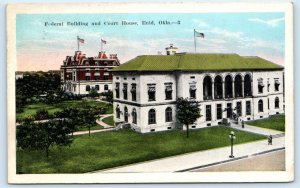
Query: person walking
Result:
<box><xmin>242</xmin><ymin>120</ymin><xmax>245</xmax><ymax>128</ymax></box>
<box><xmin>268</xmin><ymin>135</ymin><xmax>273</xmax><ymax>145</ymax></box>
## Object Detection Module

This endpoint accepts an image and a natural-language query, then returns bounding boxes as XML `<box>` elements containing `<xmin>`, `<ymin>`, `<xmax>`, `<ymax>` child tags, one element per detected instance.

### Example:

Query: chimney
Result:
<box><xmin>110</xmin><ymin>54</ymin><xmax>118</xmax><ymax>59</ymax></box>
<box><xmin>165</xmin><ymin>44</ymin><xmax>178</xmax><ymax>55</ymax></box>
<box><xmin>98</xmin><ymin>52</ymin><xmax>108</xmax><ymax>59</ymax></box>
<box><xmin>74</xmin><ymin>51</ymin><xmax>82</xmax><ymax>61</ymax></box>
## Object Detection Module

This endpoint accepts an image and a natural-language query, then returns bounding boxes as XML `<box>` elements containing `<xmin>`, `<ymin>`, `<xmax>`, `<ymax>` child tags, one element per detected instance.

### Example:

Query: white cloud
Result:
<box><xmin>248</xmin><ymin>17</ymin><xmax>284</xmax><ymax>27</ymax></box>
<box><xmin>192</xmin><ymin>19</ymin><xmax>210</xmax><ymax>29</ymax></box>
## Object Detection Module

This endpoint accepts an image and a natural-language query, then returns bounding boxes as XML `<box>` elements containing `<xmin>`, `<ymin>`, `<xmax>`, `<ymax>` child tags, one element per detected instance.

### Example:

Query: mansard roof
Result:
<box><xmin>112</xmin><ymin>53</ymin><xmax>283</xmax><ymax>72</ymax></box>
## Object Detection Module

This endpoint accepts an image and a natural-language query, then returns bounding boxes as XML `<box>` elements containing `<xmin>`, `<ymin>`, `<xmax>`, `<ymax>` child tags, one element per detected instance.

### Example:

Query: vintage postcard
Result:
<box><xmin>7</xmin><ymin>2</ymin><xmax>294</xmax><ymax>183</ymax></box>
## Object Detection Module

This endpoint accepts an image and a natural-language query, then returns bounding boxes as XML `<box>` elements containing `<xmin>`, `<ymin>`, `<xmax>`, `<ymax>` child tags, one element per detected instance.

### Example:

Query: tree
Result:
<box><xmin>89</xmin><ymin>88</ymin><xmax>99</xmax><ymax>99</ymax></box>
<box><xmin>176</xmin><ymin>97</ymin><xmax>201</xmax><ymax>138</ymax></box>
<box><xmin>35</xmin><ymin>109</ymin><xmax>50</xmax><ymax>120</ymax></box>
<box><xmin>16</xmin><ymin>119</ymin><xmax>73</xmax><ymax>158</ymax></box>
<box><xmin>78</xmin><ymin>107</ymin><xmax>101</xmax><ymax>136</ymax></box>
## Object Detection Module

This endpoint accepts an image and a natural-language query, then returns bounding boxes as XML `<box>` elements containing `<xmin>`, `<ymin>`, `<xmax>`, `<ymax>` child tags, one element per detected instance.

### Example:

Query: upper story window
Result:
<box><xmin>115</xmin><ymin>83</ymin><xmax>120</xmax><ymax>98</ymax></box>
<box><xmin>165</xmin><ymin>83</ymin><xmax>173</xmax><ymax>100</ymax></box>
<box><xmin>274</xmin><ymin>79</ymin><xmax>280</xmax><ymax>91</ymax></box>
<box><xmin>148</xmin><ymin>84</ymin><xmax>156</xmax><ymax>101</ymax></box>
<box><xmin>257</xmin><ymin>78</ymin><xmax>264</xmax><ymax>94</ymax></box>
<box><xmin>131</xmin><ymin>83</ymin><xmax>137</xmax><ymax>101</ymax></box>
<box><xmin>189</xmin><ymin>85</ymin><xmax>196</xmax><ymax>99</ymax></box>
<box><xmin>123</xmin><ymin>83</ymin><xmax>128</xmax><ymax>100</ymax></box>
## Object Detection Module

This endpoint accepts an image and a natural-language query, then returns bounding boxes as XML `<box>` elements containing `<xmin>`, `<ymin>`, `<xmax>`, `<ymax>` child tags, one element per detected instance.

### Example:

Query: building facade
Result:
<box><xmin>112</xmin><ymin>47</ymin><xmax>284</xmax><ymax>133</ymax></box>
<box><xmin>60</xmin><ymin>51</ymin><xmax>120</xmax><ymax>95</ymax></box>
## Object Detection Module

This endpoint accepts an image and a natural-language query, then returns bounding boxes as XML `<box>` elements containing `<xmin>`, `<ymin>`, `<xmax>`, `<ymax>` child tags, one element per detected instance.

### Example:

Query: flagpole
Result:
<box><xmin>101</xmin><ymin>39</ymin><xmax>103</xmax><ymax>52</ymax></box>
<box><xmin>194</xmin><ymin>29</ymin><xmax>196</xmax><ymax>53</ymax></box>
<box><xmin>77</xmin><ymin>36</ymin><xmax>79</xmax><ymax>51</ymax></box>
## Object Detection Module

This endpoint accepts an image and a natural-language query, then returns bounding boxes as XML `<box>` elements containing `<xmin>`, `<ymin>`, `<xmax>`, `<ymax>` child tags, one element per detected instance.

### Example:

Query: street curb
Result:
<box><xmin>176</xmin><ymin>147</ymin><xmax>285</xmax><ymax>172</ymax></box>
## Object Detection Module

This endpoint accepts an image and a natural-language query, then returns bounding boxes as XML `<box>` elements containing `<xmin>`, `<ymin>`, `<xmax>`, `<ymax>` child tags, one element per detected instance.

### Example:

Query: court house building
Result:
<box><xmin>112</xmin><ymin>46</ymin><xmax>284</xmax><ymax>133</ymax></box>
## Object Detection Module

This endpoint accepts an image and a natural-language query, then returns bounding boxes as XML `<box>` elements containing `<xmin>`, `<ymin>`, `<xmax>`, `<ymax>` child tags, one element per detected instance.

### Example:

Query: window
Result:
<box><xmin>258</xmin><ymin>78</ymin><xmax>264</xmax><ymax>94</ymax></box>
<box><xmin>116</xmin><ymin>105</ymin><xmax>120</xmax><ymax>118</ymax></box>
<box><xmin>95</xmin><ymin>85</ymin><xmax>99</xmax><ymax>91</ymax></box>
<box><xmin>123</xmin><ymin>83</ymin><xmax>128</xmax><ymax>100</ymax></box>
<box><xmin>148</xmin><ymin>109</ymin><xmax>156</xmax><ymax>124</ymax></box>
<box><xmin>131</xmin><ymin>84</ymin><xmax>137</xmax><ymax>101</ymax></box>
<box><xmin>206</xmin><ymin>105</ymin><xmax>211</xmax><ymax>121</ymax></box>
<box><xmin>190</xmin><ymin>76</ymin><xmax>195</xmax><ymax>79</ymax></box>
<box><xmin>103</xmin><ymin>75</ymin><xmax>109</xmax><ymax>80</ymax></box>
<box><xmin>246</xmin><ymin>101</ymin><xmax>251</xmax><ymax>115</ymax></box>
<box><xmin>115</xmin><ymin>83</ymin><xmax>120</xmax><ymax>98</ymax></box>
<box><xmin>95</xmin><ymin>76</ymin><xmax>100</xmax><ymax>80</ymax></box>
<box><xmin>86</xmin><ymin>76</ymin><xmax>91</xmax><ymax>81</ymax></box>
<box><xmin>214</xmin><ymin>76</ymin><xmax>223</xmax><ymax>99</ymax></box>
<box><xmin>236</xmin><ymin>102</ymin><xmax>242</xmax><ymax>116</ymax></box>
<box><xmin>216</xmin><ymin>104</ymin><xmax>222</xmax><ymax>120</ymax></box>
<box><xmin>165</xmin><ymin>107</ymin><xmax>172</xmax><ymax>122</ymax></box>
<box><xmin>267</xmin><ymin>79</ymin><xmax>270</xmax><ymax>92</ymax></box>
<box><xmin>274</xmin><ymin>79</ymin><xmax>280</xmax><ymax>91</ymax></box>
<box><xmin>148</xmin><ymin>84</ymin><xmax>156</xmax><ymax>101</ymax></box>
<box><xmin>225</xmin><ymin>75</ymin><xmax>233</xmax><ymax>98</ymax></box>
<box><xmin>258</xmin><ymin>99</ymin><xmax>264</xmax><ymax>112</ymax></box>
<box><xmin>234</xmin><ymin>75</ymin><xmax>243</xmax><ymax>97</ymax></box>
<box><xmin>124</xmin><ymin>107</ymin><xmax>128</xmax><ymax>122</ymax></box>
<box><xmin>165</xmin><ymin>83</ymin><xmax>173</xmax><ymax>100</ymax></box>
<box><xmin>275</xmin><ymin>97</ymin><xmax>280</xmax><ymax>108</ymax></box>
<box><xmin>132</xmin><ymin>108</ymin><xmax>137</xmax><ymax>124</ymax></box>
<box><xmin>203</xmin><ymin>76</ymin><xmax>212</xmax><ymax>100</ymax></box>
<box><xmin>190</xmin><ymin>85</ymin><xmax>196</xmax><ymax>99</ymax></box>
<box><xmin>104</xmin><ymin>84</ymin><xmax>108</xmax><ymax>90</ymax></box>
<box><xmin>86</xmin><ymin>85</ymin><xmax>90</xmax><ymax>91</ymax></box>
<box><xmin>244</xmin><ymin>74</ymin><xmax>252</xmax><ymax>97</ymax></box>
<box><xmin>227</xmin><ymin>103</ymin><xmax>232</xmax><ymax>118</ymax></box>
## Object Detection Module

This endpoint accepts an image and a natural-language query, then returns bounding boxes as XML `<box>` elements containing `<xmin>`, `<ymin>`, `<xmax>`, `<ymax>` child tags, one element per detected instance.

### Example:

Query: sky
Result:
<box><xmin>16</xmin><ymin>12</ymin><xmax>285</xmax><ymax>71</ymax></box>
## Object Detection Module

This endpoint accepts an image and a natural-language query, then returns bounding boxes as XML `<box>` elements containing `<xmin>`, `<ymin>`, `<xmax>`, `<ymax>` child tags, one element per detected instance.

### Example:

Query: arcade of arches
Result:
<box><xmin>203</xmin><ymin>74</ymin><xmax>252</xmax><ymax>100</ymax></box>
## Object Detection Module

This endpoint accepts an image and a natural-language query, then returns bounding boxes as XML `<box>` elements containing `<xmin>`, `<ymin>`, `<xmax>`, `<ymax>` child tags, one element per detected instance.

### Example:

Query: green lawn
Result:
<box><xmin>76</xmin><ymin>123</ymin><xmax>104</xmax><ymax>131</ymax></box>
<box><xmin>16</xmin><ymin>100</ymin><xmax>113</xmax><ymax>122</ymax></box>
<box><xmin>247</xmin><ymin>115</ymin><xmax>285</xmax><ymax>132</ymax></box>
<box><xmin>17</xmin><ymin>126</ymin><xmax>266</xmax><ymax>174</ymax></box>
<box><xmin>102</xmin><ymin>116</ymin><xmax>114</xmax><ymax>126</ymax></box>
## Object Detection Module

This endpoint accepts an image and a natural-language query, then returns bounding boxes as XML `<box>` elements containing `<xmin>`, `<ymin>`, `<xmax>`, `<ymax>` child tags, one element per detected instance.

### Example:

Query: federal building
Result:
<box><xmin>112</xmin><ymin>45</ymin><xmax>284</xmax><ymax>133</ymax></box>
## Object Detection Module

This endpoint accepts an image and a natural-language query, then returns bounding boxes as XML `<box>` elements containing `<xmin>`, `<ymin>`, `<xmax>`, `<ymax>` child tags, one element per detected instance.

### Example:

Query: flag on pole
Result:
<box><xmin>77</xmin><ymin>36</ymin><xmax>84</xmax><ymax>43</ymax></box>
<box><xmin>101</xmin><ymin>39</ymin><xmax>107</xmax><ymax>44</ymax></box>
<box><xmin>194</xmin><ymin>30</ymin><xmax>205</xmax><ymax>38</ymax></box>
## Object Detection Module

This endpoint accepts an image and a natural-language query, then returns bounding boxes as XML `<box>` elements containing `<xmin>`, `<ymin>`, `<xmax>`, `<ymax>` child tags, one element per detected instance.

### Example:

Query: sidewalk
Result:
<box><xmin>96</xmin><ymin>114</ymin><xmax>113</xmax><ymax>128</ymax></box>
<box><xmin>230</xmin><ymin>122</ymin><xmax>284</xmax><ymax>137</ymax></box>
<box><xmin>95</xmin><ymin>136</ymin><xmax>284</xmax><ymax>173</ymax></box>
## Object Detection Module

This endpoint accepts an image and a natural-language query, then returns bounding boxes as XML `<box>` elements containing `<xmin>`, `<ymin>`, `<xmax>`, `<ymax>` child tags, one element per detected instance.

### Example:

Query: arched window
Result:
<box><xmin>234</xmin><ymin>75</ymin><xmax>243</xmax><ymax>97</ymax></box>
<box><xmin>244</xmin><ymin>74</ymin><xmax>252</xmax><ymax>97</ymax></box>
<box><xmin>124</xmin><ymin>106</ymin><xmax>128</xmax><ymax>122</ymax></box>
<box><xmin>225</xmin><ymin>75</ymin><xmax>233</xmax><ymax>98</ymax></box>
<box><xmin>214</xmin><ymin>75</ymin><xmax>223</xmax><ymax>99</ymax></box>
<box><xmin>258</xmin><ymin>99</ymin><xmax>264</xmax><ymax>112</ymax></box>
<box><xmin>148</xmin><ymin>109</ymin><xmax>156</xmax><ymax>124</ymax></box>
<box><xmin>275</xmin><ymin>97</ymin><xmax>280</xmax><ymax>109</ymax></box>
<box><xmin>203</xmin><ymin>76</ymin><xmax>212</xmax><ymax>100</ymax></box>
<box><xmin>86</xmin><ymin>85</ymin><xmax>91</xmax><ymax>91</ymax></box>
<box><xmin>116</xmin><ymin>105</ymin><xmax>120</xmax><ymax>119</ymax></box>
<box><xmin>165</xmin><ymin>107</ymin><xmax>172</xmax><ymax>122</ymax></box>
<box><xmin>132</xmin><ymin>108</ymin><xmax>137</xmax><ymax>124</ymax></box>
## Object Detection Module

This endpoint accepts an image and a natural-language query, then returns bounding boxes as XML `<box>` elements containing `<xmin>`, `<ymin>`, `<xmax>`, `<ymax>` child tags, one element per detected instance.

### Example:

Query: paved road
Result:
<box><xmin>191</xmin><ymin>149</ymin><xmax>285</xmax><ymax>172</ymax></box>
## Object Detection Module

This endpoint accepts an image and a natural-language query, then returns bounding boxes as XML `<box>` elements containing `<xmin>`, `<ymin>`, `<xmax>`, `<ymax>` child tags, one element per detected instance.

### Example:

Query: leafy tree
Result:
<box><xmin>89</xmin><ymin>88</ymin><xmax>99</xmax><ymax>99</ymax></box>
<box><xmin>78</xmin><ymin>107</ymin><xmax>102</xmax><ymax>136</ymax></box>
<box><xmin>103</xmin><ymin>90</ymin><xmax>113</xmax><ymax>104</ymax></box>
<box><xmin>34</xmin><ymin>109</ymin><xmax>50</xmax><ymax>120</ymax></box>
<box><xmin>176</xmin><ymin>97</ymin><xmax>201</xmax><ymax>138</ymax></box>
<box><xmin>16</xmin><ymin>119</ymin><xmax>73</xmax><ymax>158</ymax></box>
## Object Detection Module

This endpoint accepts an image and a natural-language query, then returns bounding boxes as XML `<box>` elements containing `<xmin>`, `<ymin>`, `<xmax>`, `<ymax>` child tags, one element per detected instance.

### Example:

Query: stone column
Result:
<box><xmin>242</xmin><ymin>80</ymin><xmax>244</xmax><ymax>98</ymax></box>
<box><xmin>222</xmin><ymin>81</ymin><xmax>225</xmax><ymax>99</ymax></box>
<box><xmin>212</xmin><ymin>81</ymin><xmax>214</xmax><ymax>100</ymax></box>
<box><xmin>232</xmin><ymin>81</ymin><xmax>235</xmax><ymax>98</ymax></box>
